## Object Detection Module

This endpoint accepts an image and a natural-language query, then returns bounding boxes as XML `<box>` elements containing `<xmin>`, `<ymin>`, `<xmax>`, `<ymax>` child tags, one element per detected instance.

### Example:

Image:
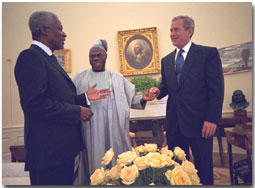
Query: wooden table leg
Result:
<box><xmin>227</xmin><ymin>142</ymin><xmax>234</xmax><ymax>185</ymax></box>
<box><xmin>216</xmin><ymin>126</ymin><xmax>224</xmax><ymax>166</ymax></box>
<box><xmin>245</xmin><ymin>135</ymin><xmax>252</xmax><ymax>183</ymax></box>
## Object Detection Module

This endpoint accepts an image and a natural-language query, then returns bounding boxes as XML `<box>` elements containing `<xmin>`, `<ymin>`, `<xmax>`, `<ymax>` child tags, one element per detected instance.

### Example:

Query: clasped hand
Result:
<box><xmin>142</xmin><ymin>87</ymin><xmax>160</xmax><ymax>101</ymax></box>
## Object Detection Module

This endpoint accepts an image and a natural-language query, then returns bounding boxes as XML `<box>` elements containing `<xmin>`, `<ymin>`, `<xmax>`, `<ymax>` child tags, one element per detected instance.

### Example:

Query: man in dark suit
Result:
<box><xmin>149</xmin><ymin>16</ymin><xmax>224</xmax><ymax>185</ymax></box>
<box><xmin>14</xmin><ymin>11</ymin><xmax>111</xmax><ymax>185</ymax></box>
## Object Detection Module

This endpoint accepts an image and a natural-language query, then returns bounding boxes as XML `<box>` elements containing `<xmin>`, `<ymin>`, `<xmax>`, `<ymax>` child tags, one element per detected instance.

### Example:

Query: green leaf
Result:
<box><xmin>168</xmin><ymin>164</ymin><xmax>175</xmax><ymax>170</ymax></box>
<box><xmin>153</xmin><ymin>167</ymin><xmax>170</xmax><ymax>185</ymax></box>
<box><xmin>133</xmin><ymin>170</ymin><xmax>147</xmax><ymax>185</ymax></box>
<box><xmin>139</xmin><ymin>152</ymin><xmax>147</xmax><ymax>157</ymax></box>
<box><xmin>130</xmin><ymin>76</ymin><xmax>161</xmax><ymax>93</ymax></box>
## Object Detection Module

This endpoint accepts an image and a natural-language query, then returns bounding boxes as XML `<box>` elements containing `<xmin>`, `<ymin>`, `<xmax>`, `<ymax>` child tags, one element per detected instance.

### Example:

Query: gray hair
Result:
<box><xmin>172</xmin><ymin>15</ymin><xmax>195</xmax><ymax>38</ymax></box>
<box><xmin>134</xmin><ymin>43</ymin><xmax>143</xmax><ymax>50</ymax></box>
<box><xmin>29</xmin><ymin>11</ymin><xmax>58</xmax><ymax>39</ymax></box>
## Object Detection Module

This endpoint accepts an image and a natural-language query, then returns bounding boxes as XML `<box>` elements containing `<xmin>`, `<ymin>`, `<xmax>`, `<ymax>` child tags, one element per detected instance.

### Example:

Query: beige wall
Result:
<box><xmin>2</xmin><ymin>2</ymin><xmax>253</xmax><ymax>128</ymax></box>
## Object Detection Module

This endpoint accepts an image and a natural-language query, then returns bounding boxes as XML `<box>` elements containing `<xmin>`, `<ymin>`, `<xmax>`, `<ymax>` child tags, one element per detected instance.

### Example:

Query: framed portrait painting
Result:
<box><xmin>118</xmin><ymin>27</ymin><xmax>160</xmax><ymax>76</ymax></box>
<box><xmin>53</xmin><ymin>49</ymin><xmax>71</xmax><ymax>73</ymax></box>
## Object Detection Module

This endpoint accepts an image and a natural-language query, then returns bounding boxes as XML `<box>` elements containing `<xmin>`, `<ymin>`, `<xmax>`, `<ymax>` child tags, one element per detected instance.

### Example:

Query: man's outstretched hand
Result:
<box><xmin>86</xmin><ymin>83</ymin><xmax>111</xmax><ymax>101</ymax></box>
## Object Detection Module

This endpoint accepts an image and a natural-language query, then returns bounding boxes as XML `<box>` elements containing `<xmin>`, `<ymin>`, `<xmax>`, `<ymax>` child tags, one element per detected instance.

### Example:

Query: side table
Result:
<box><xmin>224</xmin><ymin>127</ymin><xmax>252</xmax><ymax>185</ymax></box>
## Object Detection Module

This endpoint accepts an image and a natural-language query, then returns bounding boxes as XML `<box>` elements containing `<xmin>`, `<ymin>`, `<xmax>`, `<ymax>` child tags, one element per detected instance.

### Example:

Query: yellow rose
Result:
<box><xmin>164</xmin><ymin>156</ymin><xmax>176</xmax><ymax>167</ymax></box>
<box><xmin>174</xmin><ymin>147</ymin><xmax>186</xmax><ymax>161</ymax></box>
<box><xmin>108</xmin><ymin>164</ymin><xmax>122</xmax><ymax>180</ymax></box>
<box><xmin>145</xmin><ymin>152</ymin><xmax>166</xmax><ymax>168</ymax></box>
<box><xmin>117</xmin><ymin>151</ymin><xmax>137</xmax><ymax>166</ymax></box>
<box><xmin>135</xmin><ymin>145</ymin><xmax>145</xmax><ymax>153</ymax></box>
<box><xmin>189</xmin><ymin>173</ymin><xmax>202</xmax><ymax>185</ymax></box>
<box><xmin>106</xmin><ymin>182</ymin><xmax>116</xmax><ymax>185</ymax></box>
<box><xmin>90</xmin><ymin>168</ymin><xmax>105</xmax><ymax>185</ymax></box>
<box><xmin>165</xmin><ymin>167</ymin><xmax>192</xmax><ymax>185</ymax></box>
<box><xmin>120</xmin><ymin>165</ymin><xmax>139</xmax><ymax>185</ymax></box>
<box><xmin>101</xmin><ymin>148</ymin><xmax>114</xmax><ymax>165</ymax></box>
<box><xmin>104</xmin><ymin>169</ymin><xmax>111</xmax><ymax>182</ymax></box>
<box><xmin>160</xmin><ymin>146</ymin><xmax>174</xmax><ymax>158</ymax></box>
<box><xmin>134</xmin><ymin>156</ymin><xmax>149</xmax><ymax>170</ymax></box>
<box><xmin>181</xmin><ymin>160</ymin><xmax>197</xmax><ymax>176</ymax></box>
<box><xmin>160</xmin><ymin>145</ymin><xmax>168</xmax><ymax>153</ymax></box>
<box><xmin>165</xmin><ymin>170</ymin><xmax>171</xmax><ymax>182</ymax></box>
<box><xmin>174</xmin><ymin>161</ymin><xmax>180</xmax><ymax>167</ymax></box>
<box><xmin>144</xmin><ymin>143</ymin><xmax>158</xmax><ymax>152</ymax></box>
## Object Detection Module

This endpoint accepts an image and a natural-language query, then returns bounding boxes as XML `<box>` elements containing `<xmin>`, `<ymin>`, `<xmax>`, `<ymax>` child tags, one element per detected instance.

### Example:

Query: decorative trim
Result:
<box><xmin>118</xmin><ymin>27</ymin><xmax>160</xmax><ymax>76</ymax></box>
<box><xmin>2</xmin><ymin>126</ymin><xmax>24</xmax><ymax>162</ymax></box>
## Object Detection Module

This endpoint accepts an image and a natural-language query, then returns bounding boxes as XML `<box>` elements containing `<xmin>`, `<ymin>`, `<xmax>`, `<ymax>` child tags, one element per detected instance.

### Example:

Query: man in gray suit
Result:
<box><xmin>14</xmin><ymin>11</ymin><xmax>111</xmax><ymax>185</ymax></box>
<box><xmin>149</xmin><ymin>16</ymin><xmax>224</xmax><ymax>185</ymax></box>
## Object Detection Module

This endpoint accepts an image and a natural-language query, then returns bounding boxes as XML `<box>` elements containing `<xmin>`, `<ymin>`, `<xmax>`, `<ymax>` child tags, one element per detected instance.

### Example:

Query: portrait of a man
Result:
<box><xmin>125</xmin><ymin>35</ymin><xmax>153</xmax><ymax>69</ymax></box>
<box><xmin>118</xmin><ymin>27</ymin><xmax>160</xmax><ymax>76</ymax></box>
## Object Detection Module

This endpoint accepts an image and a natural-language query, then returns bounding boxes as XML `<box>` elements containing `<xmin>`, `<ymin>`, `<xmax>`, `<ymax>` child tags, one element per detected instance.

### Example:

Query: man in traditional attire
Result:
<box><xmin>73</xmin><ymin>39</ymin><xmax>154</xmax><ymax>184</ymax></box>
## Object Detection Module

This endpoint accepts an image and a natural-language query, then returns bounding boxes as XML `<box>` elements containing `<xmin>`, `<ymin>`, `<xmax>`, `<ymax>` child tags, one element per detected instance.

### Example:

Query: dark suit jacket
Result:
<box><xmin>158</xmin><ymin>43</ymin><xmax>224</xmax><ymax>138</ymax></box>
<box><xmin>14</xmin><ymin>45</ymin><xmax>88</xmax><ymax>171</ymax></box>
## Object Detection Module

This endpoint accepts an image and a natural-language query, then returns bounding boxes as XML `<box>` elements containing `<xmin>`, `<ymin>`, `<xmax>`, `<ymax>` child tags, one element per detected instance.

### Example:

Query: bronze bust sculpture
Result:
<box><xmin>229</xmin><ymin>90</ymin><xmax>249</xmax><ymax>110</ymax></box>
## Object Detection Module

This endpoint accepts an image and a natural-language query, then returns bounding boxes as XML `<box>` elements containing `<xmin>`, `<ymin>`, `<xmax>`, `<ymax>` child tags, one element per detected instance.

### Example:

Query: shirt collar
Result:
<box><xmin>176</xmin><ymin>41</ymin><xmax>192</xmax><ymax>54</ymax></box>
<box><xmin>32</xmin><ymin>40</ymin><xmax>53</xmax><ymax>56</ymax></box>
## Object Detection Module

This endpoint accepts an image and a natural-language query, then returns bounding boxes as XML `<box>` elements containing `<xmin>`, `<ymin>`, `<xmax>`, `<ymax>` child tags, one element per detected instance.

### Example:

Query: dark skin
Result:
<box><xmin>89</xmin><ymin>47</ymin><xmax>155</xmax><ymax>101</ymax></box>
<box><xmin>37</xmin><ymin>18</ymin><xmax>66</xmax><ymax>52</ymax></box>
<box><xmin>89</xmin><ymin>47</ymin><xmax>107</xmax><ymax>72</ymax></box>
<box><xmin>37</xmin><ymin>19</ymin><xmax>111</xmax><ymax>122</ymax></box>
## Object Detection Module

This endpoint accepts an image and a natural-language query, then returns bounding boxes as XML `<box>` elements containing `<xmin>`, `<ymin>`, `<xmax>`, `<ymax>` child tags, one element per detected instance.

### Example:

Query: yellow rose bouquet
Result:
<box><xmin>90</xmin><ymin>144</ymin><xmax>202</xmax><ymax>185</ymax></box>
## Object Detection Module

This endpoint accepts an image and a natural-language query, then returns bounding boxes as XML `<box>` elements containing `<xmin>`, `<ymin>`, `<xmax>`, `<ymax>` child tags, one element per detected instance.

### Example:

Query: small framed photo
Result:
<box><xmin>53</xmin><ymin>49</ymin><xmax>71</xmax><ymax>73</ymax></box>
<box><xmin>118</xmin><ymin>27</ymin><xmax>160</xmax><ymax>76</ymax></box>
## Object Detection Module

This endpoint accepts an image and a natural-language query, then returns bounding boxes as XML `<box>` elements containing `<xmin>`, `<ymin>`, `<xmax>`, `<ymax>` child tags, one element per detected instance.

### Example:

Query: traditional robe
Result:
<box><xmin>73</xmin><ymin>69</ymin><xmax>145</xmax><ymax>184</ymax></box>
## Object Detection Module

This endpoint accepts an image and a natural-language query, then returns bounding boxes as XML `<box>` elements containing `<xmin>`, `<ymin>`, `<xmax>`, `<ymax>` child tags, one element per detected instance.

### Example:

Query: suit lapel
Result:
<box><xmin>178</xmin><ymin>43</ymin><xmax>196</xmax><ymax>87</ymax></box>
<box><xmin>165</xmin><ymin>52</ymin><xmax>178</xmax><ymax>90</ymax></box>
<box><xmin>48</xmin><ymin>55</ymin><xmax>73</xmax><ymax>83</ymax></box>
<box><xmin>30</xmin><ymin>45</ymin><xmax>74</xmax><ymax>85</ymax></box>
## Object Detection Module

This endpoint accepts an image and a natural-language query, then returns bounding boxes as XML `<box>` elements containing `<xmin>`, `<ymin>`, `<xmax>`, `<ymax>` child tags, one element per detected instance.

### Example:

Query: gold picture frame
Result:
<box><xmin>118</xmin><ymin>27</ymin><xmax>160</xmax><ymax>76</ymax></box>
<box><xmin>53</xmin><ymin>49</ymin><xmax>71</xmax><ymax>73</ymax></box>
